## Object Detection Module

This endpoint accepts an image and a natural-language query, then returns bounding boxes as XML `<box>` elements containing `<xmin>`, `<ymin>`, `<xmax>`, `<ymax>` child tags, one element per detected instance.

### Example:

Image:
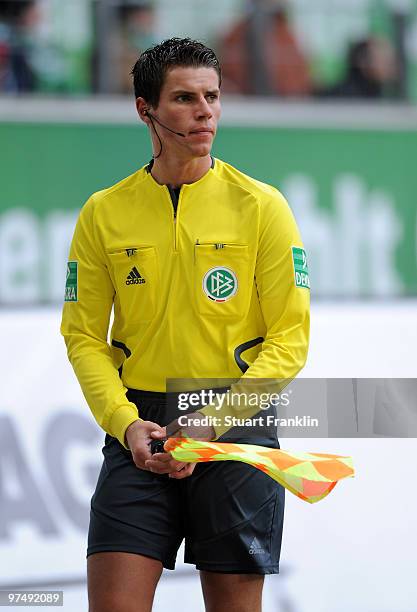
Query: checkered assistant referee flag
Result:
<box><xmin>164</xmin><ymin>438</ymin><xmax>354</xmax><ymax>504</ymax></box>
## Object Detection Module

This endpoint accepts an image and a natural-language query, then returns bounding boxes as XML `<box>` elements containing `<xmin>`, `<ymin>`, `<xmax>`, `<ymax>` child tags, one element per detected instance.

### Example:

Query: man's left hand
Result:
<box><xmin>165</xmin><ymin>410</ymin><xmax>216</xmax><ymax>440</ymax></box>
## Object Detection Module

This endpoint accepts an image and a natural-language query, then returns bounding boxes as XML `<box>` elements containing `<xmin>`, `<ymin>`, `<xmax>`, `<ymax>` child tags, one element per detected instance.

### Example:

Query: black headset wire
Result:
<box><xmin>147</xmin><ymin>112</ymin><xmax>164</xmax><ymax>159</ymax></box>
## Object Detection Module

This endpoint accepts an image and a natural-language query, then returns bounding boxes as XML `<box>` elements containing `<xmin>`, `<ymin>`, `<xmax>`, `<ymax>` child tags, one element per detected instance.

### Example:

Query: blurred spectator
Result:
<box><xmin>115</xmin><ymin>3</ymin><xmax>157</xmax><ymax>94</ymax></box>
<box><xmin>0</xmin><ymin>21</ymin><xmax>10</xmax><ymax>90</ymax></box>
<box><xmin>10</xmin><ymin>0</ymin><xmax>40</xmax><ymax>91</ymax></box>
<box><xmin>219</xmin><ymin>0</ymin><xmax>311</xmax><ymax>97</ymax></box>
<box><xmin>0</xmin><ymin>0</ymin><xmax>41</xmax><ymax>93</ymax></box>
<box><xmin>317</xmin><ymin>36</ymin><xmax>400</xmax><ymax>99</ymax></box>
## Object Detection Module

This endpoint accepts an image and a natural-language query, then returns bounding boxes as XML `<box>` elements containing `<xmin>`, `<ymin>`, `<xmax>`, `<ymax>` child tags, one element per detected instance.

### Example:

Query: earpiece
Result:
<box><xmin>141</xmin><ymin>109</ymin><xmax>186</xmax><ymax>157</ymax></box>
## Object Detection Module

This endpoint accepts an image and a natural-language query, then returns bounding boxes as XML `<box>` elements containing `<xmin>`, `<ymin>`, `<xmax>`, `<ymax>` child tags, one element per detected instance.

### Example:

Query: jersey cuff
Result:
<box><xmin>109</xmin><ymin>404</ymin><xmax>142</xmax><ymax>448</ymax></box>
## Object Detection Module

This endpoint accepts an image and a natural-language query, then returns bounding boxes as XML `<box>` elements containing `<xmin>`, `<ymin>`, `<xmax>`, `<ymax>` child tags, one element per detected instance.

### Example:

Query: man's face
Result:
<box><xmin>150</xmin><ymin>66</ymin><xmax>221</xmax><ymax>160</ymax></box>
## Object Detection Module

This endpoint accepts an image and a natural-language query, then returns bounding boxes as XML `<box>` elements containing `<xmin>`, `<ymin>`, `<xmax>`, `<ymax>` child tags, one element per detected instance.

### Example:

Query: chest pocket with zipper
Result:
<box><xmin>107</xmin><ymin>246</ymin><xmax>159</xmax><ymax>324</ymax></box>
<box><xmin>194</xmin><ymin>243</ymin><xmax>250</xmax><ymax>318</ymax></box>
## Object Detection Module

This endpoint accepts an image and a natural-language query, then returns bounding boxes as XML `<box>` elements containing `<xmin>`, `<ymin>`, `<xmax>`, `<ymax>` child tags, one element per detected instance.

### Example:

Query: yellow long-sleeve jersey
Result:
<box><xmin>60</xmin><ymin>158</ymin><xmax>310</xmax><ymax>446</ymax></box>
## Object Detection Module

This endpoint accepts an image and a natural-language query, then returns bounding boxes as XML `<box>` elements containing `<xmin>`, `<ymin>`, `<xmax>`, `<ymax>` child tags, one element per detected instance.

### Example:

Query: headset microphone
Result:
<box><xmin>144</xmin><ymin>110</ymin><xmax>186</xmax><ymax>138</ymax></box>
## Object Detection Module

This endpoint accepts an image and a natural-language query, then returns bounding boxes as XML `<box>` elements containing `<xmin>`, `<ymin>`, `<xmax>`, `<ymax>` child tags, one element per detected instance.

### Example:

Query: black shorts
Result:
<box><xmin>87</xmin><ymin>389</ymin><xmax>285</xmax><ymax>574</ymax></box>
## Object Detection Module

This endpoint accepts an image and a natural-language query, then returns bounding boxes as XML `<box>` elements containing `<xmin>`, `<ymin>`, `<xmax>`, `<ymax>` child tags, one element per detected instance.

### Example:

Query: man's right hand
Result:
<box><xmin>124</xmin><ymin>420</ymin><xmax>165</xmax><ymax>470</ymax></box>
<box><xmin>124</xmin><ymin>420</ymin><xmax>189</xmax><ymax>475</ymax></box>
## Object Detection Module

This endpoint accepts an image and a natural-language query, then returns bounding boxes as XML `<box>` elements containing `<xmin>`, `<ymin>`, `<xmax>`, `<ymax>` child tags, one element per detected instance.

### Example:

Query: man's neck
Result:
<box><xmin>150</xmin><ymin>155</ymin><xmax>212</xmax><ymax>189</ymax></box>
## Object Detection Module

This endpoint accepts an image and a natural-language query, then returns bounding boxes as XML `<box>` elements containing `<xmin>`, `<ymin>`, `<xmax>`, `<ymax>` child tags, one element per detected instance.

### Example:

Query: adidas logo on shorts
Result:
<box><xmin>249</xmin><ymin>537</ymin><xmax>265</xmax><ymax>555</ymax></box>
<box><xmin>126</xmin><ymin>266</ymin><xmax>145</xmax><ymax>285</ymax></box>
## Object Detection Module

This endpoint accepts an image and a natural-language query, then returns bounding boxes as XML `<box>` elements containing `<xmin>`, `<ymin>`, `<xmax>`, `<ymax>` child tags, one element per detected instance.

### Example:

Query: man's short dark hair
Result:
<box><xmin>131</xmin><ymin>37</ymin><xmax>221</xmax><ymax>107</ymax></box>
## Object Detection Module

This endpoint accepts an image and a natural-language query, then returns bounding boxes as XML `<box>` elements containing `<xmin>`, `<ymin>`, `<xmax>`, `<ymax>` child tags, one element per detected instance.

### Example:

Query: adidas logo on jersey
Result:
<box><xmin>126</xmin><ymin>266</ymin><xmax>145</xmax><ymax>285</ymax></box>
<box><xmin>249</xmin><ymin>537</ymin><xmax>265</xmax><ymax>555</ymax></box>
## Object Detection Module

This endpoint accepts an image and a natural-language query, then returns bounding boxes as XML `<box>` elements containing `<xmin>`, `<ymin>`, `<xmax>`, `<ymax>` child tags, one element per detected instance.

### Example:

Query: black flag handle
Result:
<box><xmin>150</xmin><ymin>439</ymin><xmax>166</xmax><ymax>455</ymax></box>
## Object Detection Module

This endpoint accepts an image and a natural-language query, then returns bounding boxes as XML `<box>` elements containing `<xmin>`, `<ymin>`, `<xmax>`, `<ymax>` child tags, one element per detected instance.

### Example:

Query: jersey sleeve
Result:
<box><xmin>60</xmin><ymin>195</ymin><xmax>140</xmax><ymax>447</ymax></box>
<box><xmin>200</xmin><ymin>189</ymin><xmax>310</xmax><ymax>438</ymax></box>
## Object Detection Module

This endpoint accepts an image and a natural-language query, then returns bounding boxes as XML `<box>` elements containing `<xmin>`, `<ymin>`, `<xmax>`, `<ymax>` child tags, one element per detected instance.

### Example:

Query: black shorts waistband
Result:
<box><xmin>126</xmin><ymin>386</ymin><xmax>231</xmax><ymax>405</ymax></box>
<box><xmin>125</xmin><ymin>386</ymin><xmax>231</xmax><ymax>426</ymax></box>
<box><xmin>125</xmin><ymin>387</ymin><xmax>279</xmax><ymax>444</ymax></box>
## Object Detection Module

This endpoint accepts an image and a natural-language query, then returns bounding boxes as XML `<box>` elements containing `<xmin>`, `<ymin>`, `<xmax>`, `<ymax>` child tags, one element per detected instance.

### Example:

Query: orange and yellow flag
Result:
<box><xmin>164</xmin><ymin>438</ymin><xmax>354</xmax><ymax>504</ymax></box>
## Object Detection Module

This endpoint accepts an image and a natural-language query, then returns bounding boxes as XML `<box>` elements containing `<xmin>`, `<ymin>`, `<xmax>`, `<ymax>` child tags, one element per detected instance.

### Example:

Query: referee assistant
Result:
<box><xmin>61</xmin><ymin>38</ymin><xmax>309</xmax><ymax>612</ymax></box>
